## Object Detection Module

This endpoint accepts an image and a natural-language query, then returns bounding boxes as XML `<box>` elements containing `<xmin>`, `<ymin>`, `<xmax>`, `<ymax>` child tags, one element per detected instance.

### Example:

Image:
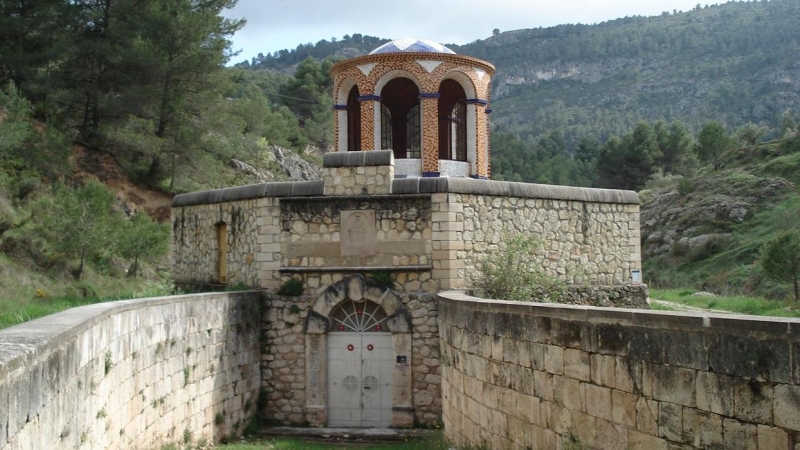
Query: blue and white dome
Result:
<box><xmin>369</xmin><ymin>38</ymin><xmax>456</xmax><ymax>55</ymax></box>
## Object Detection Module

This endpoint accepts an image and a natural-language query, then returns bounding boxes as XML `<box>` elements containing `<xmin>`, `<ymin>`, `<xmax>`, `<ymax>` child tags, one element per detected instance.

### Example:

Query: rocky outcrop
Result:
<box><xmin>640</xmin><ymin>173</ymin><xmax>795</xmax><ymax>258</ymax></box>
<box><xmin>229</xmin><ymin>144</ymin><xmax>322</xmax><ymax>183</ymax></box>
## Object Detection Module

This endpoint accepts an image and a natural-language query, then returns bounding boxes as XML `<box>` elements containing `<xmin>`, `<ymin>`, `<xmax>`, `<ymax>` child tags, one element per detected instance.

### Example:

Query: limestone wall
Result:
<box><xmin>439</xmin><ymin>291</ymin><xmax>800</xmax><ymax>450</ymax></box>
<box><xmin>0</xmin><ymin>292</ymin><xmax>261</xmax><ymax>450</ymax></box>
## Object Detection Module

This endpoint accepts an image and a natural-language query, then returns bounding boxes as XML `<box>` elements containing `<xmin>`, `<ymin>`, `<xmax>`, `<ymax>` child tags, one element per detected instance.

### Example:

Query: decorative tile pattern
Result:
<box><xmin>370</xmin><ymin>38</ymin><xmax>456</xmax><ymax>55</ymax></box>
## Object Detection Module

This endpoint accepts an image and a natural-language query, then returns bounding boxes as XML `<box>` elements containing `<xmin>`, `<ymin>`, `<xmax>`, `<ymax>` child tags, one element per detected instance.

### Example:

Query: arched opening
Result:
<box><xmin>346</xmin><ymin>86</ymin><xmax>361</xmax><ymax>151</ymax></box>
<box><xmin>380</xmin><ymin>78</ymin><xmax>421</xmax><ymax>159</ymax></box>
<box><xmin>304</xmin><ymin>274</ymin><xmax>413</xmax><ymax>428</ymax></box>
<box><xmin>438</xmin><ymin>79</ymin><xmax>467</xmax><ymax>161</ymax></box>
<box><xmin>216</xmin><ymin>222</ymin><xmax>227</xmax><ymax>284</ymax></box>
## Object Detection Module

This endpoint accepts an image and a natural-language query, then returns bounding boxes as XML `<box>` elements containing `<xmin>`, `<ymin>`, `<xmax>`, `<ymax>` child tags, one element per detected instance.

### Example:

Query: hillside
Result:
<box><xmin>243</xmin><ymin>0</ymin><xmax>800</xmax><ymax>151</ymax></box>
<box><xmin>640</xmin><ymin>135</ymin><xmax>800</xmax><ymax>299</ymax></box>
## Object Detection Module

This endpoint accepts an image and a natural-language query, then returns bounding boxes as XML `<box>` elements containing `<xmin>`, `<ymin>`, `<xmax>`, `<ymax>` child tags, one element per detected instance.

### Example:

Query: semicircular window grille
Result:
<box><xmin>330</xmin><ymin>300</ymin><xmax>389</xmax><ymax>332</ymax></box>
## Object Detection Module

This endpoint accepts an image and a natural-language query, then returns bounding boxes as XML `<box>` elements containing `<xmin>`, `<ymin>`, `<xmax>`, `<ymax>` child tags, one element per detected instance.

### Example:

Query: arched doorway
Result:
<box><xmin>347</xmin><ymin>86</ymin><xmax>361</xmax><ymax>151</ymax></box>
<box><xmin>380</xmin><ymin>78</ymin><xmax>421</xmax><ymax>159</ymax></box>
<box><xmin>304</xmin><ymin>275</ymin><xmax>413</xmax><ymax>428</ymax></box>
<box><xmin>438</xmin><ymin>79</ymin><xmax>467</xmax><ymax>161</ymax></box>
<box><xmin>327</xmin><ymin>299</ymin><xmax>392</xmax><ymax>427</ymax></box>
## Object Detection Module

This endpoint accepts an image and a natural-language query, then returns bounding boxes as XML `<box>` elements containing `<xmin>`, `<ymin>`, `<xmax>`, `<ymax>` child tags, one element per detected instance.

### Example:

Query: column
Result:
<box><xmin>358</xmin><ymin>94</ymin><xmax>380</xmax><ymax>151</ymax></box>
<box><xmin>419</xmin><ymin>93</ymin><xmax>440</xmax><ymax>176</ymax></box>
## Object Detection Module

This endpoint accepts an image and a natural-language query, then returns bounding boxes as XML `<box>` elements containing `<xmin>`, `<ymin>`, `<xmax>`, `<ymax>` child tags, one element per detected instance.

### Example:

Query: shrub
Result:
<box><xmin>370</xmin><ymin>270</ymin><xmax>395</xmax><ymax>289</ymax></box>
<box><xmin>677</xmin><ymin>177</ymin><xmax>695</xmax><ymax>195</ymax></box>
<box><xmin>276</xmin><ymin>278</ymin><xmax>304</xmax><ymax>296</ymax></box>
<box><xmin>472</xmin><ymin>233</ymin><xmax>565</xmax><ymax>302</ymax></box>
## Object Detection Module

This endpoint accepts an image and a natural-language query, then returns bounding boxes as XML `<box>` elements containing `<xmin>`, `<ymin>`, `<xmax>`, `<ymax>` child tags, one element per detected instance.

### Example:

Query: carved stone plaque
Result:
<box><xmin>340</xmin><ymin>210</ymin><xmax>376</xmax><ymax>256</ymax></box>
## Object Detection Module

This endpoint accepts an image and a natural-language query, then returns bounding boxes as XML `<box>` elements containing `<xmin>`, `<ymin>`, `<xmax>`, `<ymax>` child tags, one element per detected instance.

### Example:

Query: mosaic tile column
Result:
<box><xmin>359</xmin><ymin>95</ymin><xmax>379</xmax><ymax>151</ymax></box>
<box><xmin>420</xmin><ymin>94</ymin><xmax>440</xmax><ymax>175</ymax></box>
<box><xmin>485</xmin><ymin>107</ymin><xmax>492</xmax><ymax>178</ymax></box>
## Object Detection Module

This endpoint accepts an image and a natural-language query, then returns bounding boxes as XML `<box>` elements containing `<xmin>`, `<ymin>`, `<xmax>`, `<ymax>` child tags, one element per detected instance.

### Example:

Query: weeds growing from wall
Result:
<box><xmin>472</xmin><ymin>233</ymin><xmax>565</xmax><ymax>302</ymax></box>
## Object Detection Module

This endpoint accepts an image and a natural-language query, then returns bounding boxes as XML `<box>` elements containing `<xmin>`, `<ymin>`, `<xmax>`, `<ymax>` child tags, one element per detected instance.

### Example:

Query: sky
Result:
<box><xmin>222</xmin><ymin>0</ymin><xmax>717</xmax><ymax>65</ymax></box>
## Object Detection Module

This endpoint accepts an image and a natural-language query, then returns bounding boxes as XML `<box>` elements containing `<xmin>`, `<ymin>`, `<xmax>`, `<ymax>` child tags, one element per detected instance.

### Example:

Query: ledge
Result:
<box><xmin>437</xmin><ymin>291</ymin><xmax>799</xmax><ymax>335</ymax></box>
<box><xmin>323</xmin><ymin>150</ymin><xmax>394</xmax><ymax>168</ymax></box>
<box><xmin>280</xmin><ymin>265</ymin><xmax>432</xmax><ymax>273</ymax></box>
<box><xmin>171</xmin><ymin>181</ymin><xmax>324</xmax><ymax>207</ymax></box>
<box><xmin>392</xmin><ymin>178</ymin><xmax>639</xmax><ymax>204</ymax></box>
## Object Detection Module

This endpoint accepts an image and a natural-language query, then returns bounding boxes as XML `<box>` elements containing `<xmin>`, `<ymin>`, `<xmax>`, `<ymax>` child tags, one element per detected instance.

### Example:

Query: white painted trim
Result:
<box><xmin>337</xmin><ymin>109</ymin><xmax>347</xmax><ymax>152</ymax></box>
<box><xmin>467</xmin><ymin>104</ymin><xmax>478</xmax><ymax>175</ymax></box>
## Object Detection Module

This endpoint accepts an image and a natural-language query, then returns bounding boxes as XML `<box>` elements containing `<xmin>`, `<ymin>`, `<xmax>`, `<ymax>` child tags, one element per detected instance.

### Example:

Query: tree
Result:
<box><xmin>596</xmin><ymin>122</ymin><xmax>662</xmax><ymax>190</ymax></box>
<box><xmin>654</xmin><ymin>120</ymin><xmax>693</xmax><ymax>175</ymax></box>
<box><xmin>493</xmin><ymin>29</ymin><xmax>501</xmax><ymax>36</ymax></box>
<box><xmin>117</xmin><ymin>212</ymin><xmax>169</xmax><ymax>277</ymax></box>
<box><xmin>696</xmin><ymin>121</ymin><xmax>734</xmax><ymax>170</ymax></box>
<box><xmin>735</xmin><ymin>122</ymin><xmax>768</xmax><ymax>146</ymax></box>
<box><xmin>34</xmin><ymin>180</ymin><xmax>121</xmax><ymax>280</ymax></box>
<box><xmin>761</xmin><ymin>231</ymin><xmax>800</xmax><ymax>303</ymax></box>
<box><xmin>782</xmin><ymin>110</ymin><xmax>797</xmax><ymax>138</ymax></box>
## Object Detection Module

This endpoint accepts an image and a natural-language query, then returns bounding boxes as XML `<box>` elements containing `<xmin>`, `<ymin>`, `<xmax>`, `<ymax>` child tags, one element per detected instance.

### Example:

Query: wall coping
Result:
<box><xmin>171</xmin><ymin>181</ymin><xmax>324</xmax><ymax>207</ymax></box>
<box><xmin>323</xmin><ymin>150</ymin><xmax>394</xmax><ymax>168</ymax></box>
<box><xmin>393</xmin><ymin>177</ymin><xmax>639</xmax><ymax>204</ymax></box>
<box><xmin>437</xmin><ymin>290</ymin><xmax>800</xmax><ymax>336</ymax></box>
<box><xmin>0</xmin><ymin>291</ymin><xmax>261</xmax><ymax>379</ymax></box>
<box><xmin>171</xmin><ymin>177</ymin><xmax>638</xmax><ymax>208</ymax></box>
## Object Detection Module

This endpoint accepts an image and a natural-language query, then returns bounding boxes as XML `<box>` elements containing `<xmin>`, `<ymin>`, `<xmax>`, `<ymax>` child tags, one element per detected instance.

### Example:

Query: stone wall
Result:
<box><xmin>439</xmin><ymin>291</ymin><xmax>800</xmax><ymax>450</ymax></box>
<box><xmin>0</xmin><ymin>292</ymin><xmax>261</xmax><ymax>450</ymax></box>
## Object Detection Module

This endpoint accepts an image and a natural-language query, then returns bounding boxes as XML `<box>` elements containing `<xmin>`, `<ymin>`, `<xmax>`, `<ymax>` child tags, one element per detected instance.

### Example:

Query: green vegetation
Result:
<box><xmin>473</xmin><ymin>233</ymin><xmax>565</xmax><ymax>302</ymax></box>
<box><xmin>215</xmin><ymin>432</ymin><xmax>449</xmax><ymax>449</ymax></box>
<box><xmin>761</xmin><ymin>231</ymin><xmax>800</xmax><ymax>303</ymax></box>
<box><xmin>276</xmin><ymin>278</ymin><xmax>304</xmax><ymax>296</ymax></box>
<box><xmin>650</xmin><ymin>289</ymin><xmax>800</xmax><ymax>318</ymax></box>
<box><xmin>0</xmin><ymin>275</ymin><xmax>177</xmax><ymax>330</ymax></box>
<box><xmin>642</xmin><ymin>131</ymin><xmax>800</xmax><ymax>302</ymax></box>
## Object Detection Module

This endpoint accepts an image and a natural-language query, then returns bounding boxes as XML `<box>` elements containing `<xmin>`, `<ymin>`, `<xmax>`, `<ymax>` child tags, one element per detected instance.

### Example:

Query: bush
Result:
<box><xmin>276</xmin><ymin>278</ymin><xmax>304</xmax><ymax>296</ymax></box>
<box><xmin>370</xmin><ymin>270</ymin><xmax>395</xmax><ymax>289</ymax></box>
<box><xmin>677</xmin><ymin>177</ymin><xmax>695</xmax><ymax>195</ymax></box>
<box><xmin>472</xmin><ymin>233</ymin><xmax>565</xmax><ymax>302</ymax></box>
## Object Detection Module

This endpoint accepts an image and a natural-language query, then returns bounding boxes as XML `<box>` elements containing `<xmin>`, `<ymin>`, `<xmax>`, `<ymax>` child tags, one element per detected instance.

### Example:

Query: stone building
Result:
<box><xmin>170</xmin><ymin>39</ymin><xmax>643</xmax><ymax>429</ymax></box>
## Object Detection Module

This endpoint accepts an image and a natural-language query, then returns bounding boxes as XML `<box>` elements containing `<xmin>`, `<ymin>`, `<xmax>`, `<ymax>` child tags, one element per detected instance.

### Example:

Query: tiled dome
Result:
<box><xmin>369</xmin><ymin>38</ymin><xmax>456</xmax><ymax>55</ymax></box>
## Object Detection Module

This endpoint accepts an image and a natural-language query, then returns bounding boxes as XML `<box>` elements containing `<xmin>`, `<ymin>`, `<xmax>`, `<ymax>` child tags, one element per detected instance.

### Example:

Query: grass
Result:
<box><xmin>0</xmin><ymin>253</ymin><xmax>178</xmax><ymax>330</ymax></box>
<box><xmin>217</xmin><ymin>432</ymin><xmax>450</xmax><ymax>449</ymax></box>
<box><xmin>650</xmin><ymin>288</ymin><xmax>800</xmax><ymax>317</ymax></box>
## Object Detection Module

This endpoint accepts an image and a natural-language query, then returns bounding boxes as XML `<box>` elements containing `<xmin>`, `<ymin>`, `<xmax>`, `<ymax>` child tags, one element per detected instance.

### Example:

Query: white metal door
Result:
<box><xmin>328</xmin><ymin>332</ymin><xmax>393</xmax><ymax>427</ymax></box>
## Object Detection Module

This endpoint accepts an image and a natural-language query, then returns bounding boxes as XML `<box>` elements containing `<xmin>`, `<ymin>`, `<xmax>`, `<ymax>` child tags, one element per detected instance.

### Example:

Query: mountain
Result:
<box><xmin>241</xmin><ymin>0</ymin><xmax>800</xmax><ymax>151</ymax></box>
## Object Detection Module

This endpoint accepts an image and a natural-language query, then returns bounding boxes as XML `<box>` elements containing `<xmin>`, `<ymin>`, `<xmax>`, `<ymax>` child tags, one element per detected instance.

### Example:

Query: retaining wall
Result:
<box><xmin>439</xmin><ymin>291</ymin><xmax>800</xmax><ymax>450</ymax></box>
<box><xmin>0</xmin><ymin>292</ymin><xmax>261</xmax><ymax>450</ymax></box>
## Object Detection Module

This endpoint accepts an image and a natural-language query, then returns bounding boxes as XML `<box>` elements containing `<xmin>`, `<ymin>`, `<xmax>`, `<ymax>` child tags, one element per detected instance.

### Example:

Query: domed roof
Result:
<box><xmin>369</xmin><ymin>38</ymin><xmax>456</xmax><ymax>55</ymax></box>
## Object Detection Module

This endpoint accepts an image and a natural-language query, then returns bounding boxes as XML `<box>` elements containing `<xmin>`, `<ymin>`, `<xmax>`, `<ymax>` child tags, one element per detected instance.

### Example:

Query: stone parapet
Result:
<box><xmin>322</xmin><ymin>150</ymin><xmax>395</xmax><ymax>196</ymax></box>
<box><xmin>438</xmin><ymin>291</ymin><xmax>800</xmax><ymax>450</ymax></box>
<box><xmin>0</xmin><ymin>292</ymin><xmax>262</xmax><ymax>450</ymax></box>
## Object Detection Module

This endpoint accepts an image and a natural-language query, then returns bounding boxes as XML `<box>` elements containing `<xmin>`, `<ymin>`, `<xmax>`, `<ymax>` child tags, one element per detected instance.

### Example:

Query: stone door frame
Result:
<box><xmin>304</xmin><ymin>274</ymin><xmax>414</xmax><ymax>427</ymax></box>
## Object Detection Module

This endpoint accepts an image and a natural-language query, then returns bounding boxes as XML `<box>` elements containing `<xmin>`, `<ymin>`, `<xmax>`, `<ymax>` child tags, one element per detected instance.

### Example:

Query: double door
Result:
<box><xmin>327</xmin><ymin>333</ymin><xmax>393</xmax><ymax>427</ymax></box>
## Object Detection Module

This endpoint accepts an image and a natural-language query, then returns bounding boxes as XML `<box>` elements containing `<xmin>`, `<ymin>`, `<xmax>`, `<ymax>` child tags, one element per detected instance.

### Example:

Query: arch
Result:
<box><xmin>306</xmin><ymin>274</ymin><xmax>409</xmax><ymax>334</ymax></box>
<box><xmin>442</xmin><ymin>70</ymin><xmax>479</xmax><ymax>175</ymax></box>
<box><xmin>380</xmin><ymin>78</ymin><xmax>421</xmax><ymax>159</ymax></box>
<box><xmin>438</xmin><ymin>79</ymin><xmax>467</xmax><ymax>161</ymax></box>
<box><xmin>346</xmin><ymin>86</ymin><xmax>361</xmax><ymax>151</ymax></box>
<box><xmin>336</xmin><ymin>77</ymin><xmax>358</xmax><ymax>105</ymax></box>
<box><xmin>441</xmin><ymin>69</ymin><xmax>477</xmax><ymax>99</ymax></box>
<box><xmin>304</xmin><ymin>274</ymin><xmax>414</xmax><ymax>428</ymax></box>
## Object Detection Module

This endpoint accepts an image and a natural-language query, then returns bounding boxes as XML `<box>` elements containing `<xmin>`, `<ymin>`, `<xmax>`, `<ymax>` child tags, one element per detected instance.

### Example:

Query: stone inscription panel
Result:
<box><xmin>341</xmin><ymin>210</ymin><xmax>377</xmax><ymax>256</ymax></box>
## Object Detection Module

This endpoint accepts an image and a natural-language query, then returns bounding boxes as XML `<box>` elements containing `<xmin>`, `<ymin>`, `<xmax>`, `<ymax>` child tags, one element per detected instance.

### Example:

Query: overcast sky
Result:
<box><xmin>223</xmin><ymin>0</ymin><xmax>719</xmax><ymax>64</ymax></box>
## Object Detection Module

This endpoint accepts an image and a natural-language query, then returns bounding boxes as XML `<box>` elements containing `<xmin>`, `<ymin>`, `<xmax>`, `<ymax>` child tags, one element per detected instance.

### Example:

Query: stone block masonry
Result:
<box><xmin>0</xmin><ymin>292</ymin><xmax>261</xmax><ymax>450</ymax></box>
<box><xmin>438</xmin><ymin>291</ymin><xmax>800</xmax><ymax>450</ymax></box>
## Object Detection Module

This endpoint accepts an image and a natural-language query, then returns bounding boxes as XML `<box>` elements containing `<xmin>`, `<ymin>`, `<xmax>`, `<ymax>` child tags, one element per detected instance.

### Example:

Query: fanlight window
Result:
<box><xmin>330</xmin><ymin>300</ymin><xmax>389</xmax><ymax>332</ymax></box>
